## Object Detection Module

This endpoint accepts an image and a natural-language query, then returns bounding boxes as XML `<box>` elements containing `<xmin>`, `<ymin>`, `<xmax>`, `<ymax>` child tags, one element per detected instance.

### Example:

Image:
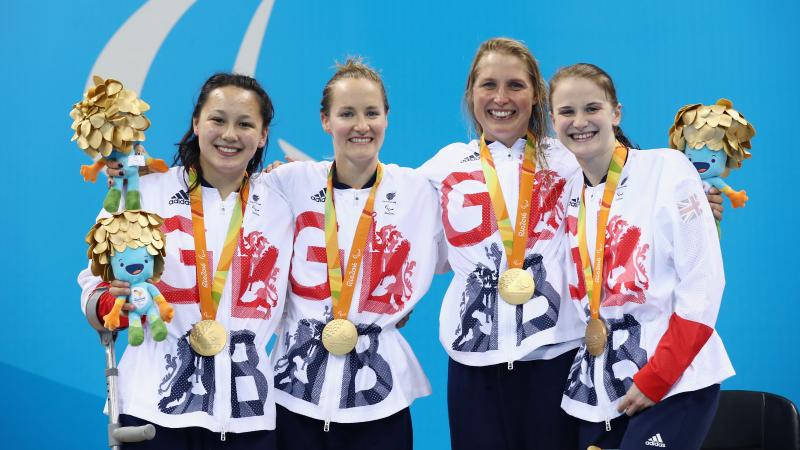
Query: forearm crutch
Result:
<box><xmin>85</xmin><ymin>290</ymin><xmax>156</xmax><ymax>448</ymax></box>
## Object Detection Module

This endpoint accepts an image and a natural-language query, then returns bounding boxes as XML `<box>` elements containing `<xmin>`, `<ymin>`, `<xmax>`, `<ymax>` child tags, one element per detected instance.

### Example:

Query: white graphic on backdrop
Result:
<box><xmin>234</xmin><ymin>0</ymin><xmax>276</xmax><ymax>75</ymax></box>
<box><xmin>89</xmin><ymin>0</ymin><xmax>314</xmax><ymax>161</ymax></box>
<box><xmin>238</xmin><ymin>1</ymin><xmax>314</xmax><ymax>160</ymax></box>
<box><xmin>85</xmin><ymin>0</ymin><xmax>196</xmax><ymax>92</ymax></box>
<box><xmin>278</xmin><ymin>139</ymin><xmax>314</xmax><ymax>161</ymax></box>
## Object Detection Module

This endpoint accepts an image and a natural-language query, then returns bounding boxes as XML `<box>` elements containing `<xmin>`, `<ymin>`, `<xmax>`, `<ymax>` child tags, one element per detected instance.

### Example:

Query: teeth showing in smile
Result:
<box><xmin>571</xmin><ymin>132</ymin><xmax>596</xmax><ymax>141</ymax></box>
<box><xmin>349</xmin><ymin>137</ymin><xmax>372</xmax><ymax>143</ymax></box>
<box><xmin>489</xmin><ymin>109</ymin><xmax>514</xmax><ymax>119</ymax></box>
<box><xmin>217</xmin><ymin>146</ymin><xmax>240</xmax><ymax>154</ymax></box>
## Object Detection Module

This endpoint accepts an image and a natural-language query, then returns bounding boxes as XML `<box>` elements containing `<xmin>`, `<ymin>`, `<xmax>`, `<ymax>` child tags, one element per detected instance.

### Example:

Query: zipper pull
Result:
<box><xmin>323</xmin><ymin>419</ymin><xmax>331</xmax><ymax>432</ymax></box>
<box><xmin>507</xmin><ymin>361</ymin><xmax>514</xmax><ymax>371</ymax></box>
<box><xmin>220</xmin><ymin>430</ymin><xmax>227</xmax><ymax>442</ymax></box>
<box><xmin>605</xmin><ymin>419</ymin><xmax>611</xmax><ymax>432</ymax></box>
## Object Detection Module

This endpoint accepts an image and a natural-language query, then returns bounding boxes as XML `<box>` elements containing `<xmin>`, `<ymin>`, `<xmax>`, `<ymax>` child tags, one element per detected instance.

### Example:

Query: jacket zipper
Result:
<box><xmin>220</xmin><ymin>297</ymin><xmax>232</xmax><ymax>441</ymax></box>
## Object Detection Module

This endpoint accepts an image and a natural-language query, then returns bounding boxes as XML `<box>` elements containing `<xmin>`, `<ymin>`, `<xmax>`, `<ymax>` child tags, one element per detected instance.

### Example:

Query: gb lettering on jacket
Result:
<box><xmin>440</xmin><ymin>169</ymin><xmax>566</xmax><ymax>248</ymax></box>
<box><xmin>156</xmin><ymin>214</ymin><xmax>282</xmax><ymax>320</ymax></box>
<box><xmin>290</xmin><ymin>210</ymin><xmax>416</xmax><ymax>315</ymax></box>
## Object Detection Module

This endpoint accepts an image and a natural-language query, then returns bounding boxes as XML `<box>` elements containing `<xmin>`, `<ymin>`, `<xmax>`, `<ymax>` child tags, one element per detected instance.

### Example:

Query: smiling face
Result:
<box><xmin>192</xmin><ymin>85</ymin><xmax>267</xmax><ymax>185</ymax></box>
<box><xmin>550</xmin><ymin>76</ymin><xmax>620</xmax><ymax>163</ymax></box>
<box><xmin>111</xmin><ymin>246</ymin><xmax>154</xmax><ymax>285</ymax></box>
<box><xmin>321</xmin><ymin>77</ymin><xmax>387</xmax><ymax>166</ymax></box>
<box><xmin>470</xmin><ymin>52</ymin><xmax>535</xmax><ymax>147</ymax></box>
<box><xmin>685</xmin><ymin>145</ymin><xmax>728</xmax><ymax>179</ymax></box>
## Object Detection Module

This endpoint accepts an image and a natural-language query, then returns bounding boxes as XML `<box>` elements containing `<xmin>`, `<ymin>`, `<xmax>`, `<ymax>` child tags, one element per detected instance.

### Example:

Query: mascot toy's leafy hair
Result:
<box><xmin>70</xmin><ymin>76</ymin><xmax>168</xmax><ymax>212</ymax></box>
<box><xmin>669</xmin><ymin>98</ymin><xmax>756</xmax><ymax>208</ymax></box>
<box><xmin>86</xmin><ymin>210</ymin><xmax>173</xmax><ymax>345</ymax></box>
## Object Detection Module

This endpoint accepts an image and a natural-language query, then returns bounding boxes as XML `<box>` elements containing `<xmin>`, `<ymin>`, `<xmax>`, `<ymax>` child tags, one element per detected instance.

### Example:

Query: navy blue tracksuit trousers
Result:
<box><xmin>579</xmin><ymin>384</ymin><xmax>720</xmax><ymax>450</ymax></box>
<box><xmin>275</xmin><ymin>404</ymin><xmax>412</xmax><ymax>450</ymax></box>
<box><xmin>118</xmin><ymin>414</ymin><xmax>277</xmax><ymax>449</ymax></box>
<box><xmin>448</xmin><ymin>348</ymin><xmax>580</xmax><ymax>450</ymax></box>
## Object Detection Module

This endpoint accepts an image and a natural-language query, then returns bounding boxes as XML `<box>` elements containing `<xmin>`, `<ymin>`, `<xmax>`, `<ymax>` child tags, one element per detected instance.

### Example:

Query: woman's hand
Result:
<box><xmin>108</xmin><ymin>280</ymin><xmax>135</xmax><ymax>312</ymax></box>
<box><xmin>106</xmin><ymin>159</ymin><xmax>124</xmax><ymax>186</ymax></box>
<box><xmin>263</xmin><ymin>157</ymin><xmax>295</xmax><ymax>174</ymax></box>
<box><xmin>396</xmin><ymin>310</ymin><xmax>413</xmax><ymax>329</ymax></box>
<box><xmin>105</xmin><ymin>144</ymin><xmax>154</xmax><ymax>187</ymax></box>
<box><xmin>706</xmin><ymin>187</ymin><xmax>724</xmax><ymax>222</ymax></box>
<box><xmin>617</xmin><ymin>382</ymin><xmax>655</xmax><ymax>416</ymax></box>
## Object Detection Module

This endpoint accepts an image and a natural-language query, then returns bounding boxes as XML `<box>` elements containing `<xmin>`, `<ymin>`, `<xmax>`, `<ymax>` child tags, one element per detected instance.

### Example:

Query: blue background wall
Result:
<box><xmin>2</xmin><ymin>1</ymin><xmax>796</xmax><ymax>448</ymax></box>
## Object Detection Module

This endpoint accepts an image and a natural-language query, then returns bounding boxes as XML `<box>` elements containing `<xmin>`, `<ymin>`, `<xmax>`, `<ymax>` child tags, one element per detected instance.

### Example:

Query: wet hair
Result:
<box><xmin>320</xmin><ymin>57</ymin><xmax>389</xmax><ymax>116</ymax></box>
<box><xmin>548</xmin><ymin>63</ymin><xmax>637</xmax><ymax>149</ymax></box>
<box><xmin>464</xmin><ymin>38</ymin><xmax>549</xmax><ymax>153</ymax></box>
<box><xmin>175</xmin><ymin>72</ymin><xmax>274</xmax><ymax>190</ymax></box>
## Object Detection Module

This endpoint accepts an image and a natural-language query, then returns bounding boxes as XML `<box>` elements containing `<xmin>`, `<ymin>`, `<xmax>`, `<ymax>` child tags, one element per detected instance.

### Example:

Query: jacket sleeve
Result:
<box><xmin>431</xmin><ymin>182</ymin><xmax>451</xmax><ymax>274</ymax></box>
<box><xmin>633</xmin><ymin>156</ymin><xmax>724</xmax><ymax>402</ymax></box>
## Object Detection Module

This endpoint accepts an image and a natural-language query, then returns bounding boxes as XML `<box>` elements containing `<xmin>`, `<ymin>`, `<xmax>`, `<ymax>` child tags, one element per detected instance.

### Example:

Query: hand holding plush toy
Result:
<box><xmin>669</xmin><ymin>98</ymin><xmax>756</xmax><ymax>208</ymax></box>
<box><xmin>70</xmin><ymin>76</ymin><xmax>168</xmax><ymax>213</ymax></box>
<box><xmin>86</xmin><ymin>210</ymin><xmax>173</xmax><ymax>345</ymax></box>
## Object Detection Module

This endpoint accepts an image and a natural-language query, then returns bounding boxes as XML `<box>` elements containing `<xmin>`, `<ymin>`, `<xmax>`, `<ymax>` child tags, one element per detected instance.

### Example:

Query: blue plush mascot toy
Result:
<box><xmin>669</xmin><ymin>98</ymin><xmax>756</xmax><ymax>209</ymax></box>
<box><xmin>70</xmin><ymin>76</ymin><xmax>168</xmax><ymax>212</ymax></box>
<box><xmin>87</xmin><ymin>210</ymin><xmax>173</xmax><ymax>345</ymax></box>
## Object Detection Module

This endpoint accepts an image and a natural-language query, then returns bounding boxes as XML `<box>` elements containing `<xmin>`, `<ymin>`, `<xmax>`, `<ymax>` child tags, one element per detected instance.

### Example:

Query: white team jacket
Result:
<box><xmin>560</xmin><ymin>149</ymin><xmax>735</xmax><ymax>423</ymax></box>
<box><xmin>264</xmin><ymin>161</ymin><xmax>445</xmax><ymax>423</ymax></box>
<box><xmin>418</xmin><ymin>137</ymin><xmax>585</xmax><ymax>366</ymax></box>
<box><xmin>78</xmin><ymin>167</ymin><xmax>293</xmax><ymax>433</ymax></box>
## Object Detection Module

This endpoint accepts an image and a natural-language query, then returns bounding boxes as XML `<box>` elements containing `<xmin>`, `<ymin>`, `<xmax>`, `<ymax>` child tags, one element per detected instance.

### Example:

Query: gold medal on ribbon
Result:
<box><xmin>584</xmin><ymin>317</ymin><xmax>608</xmax><ymax>357</ymax></box>
<box><xmin>322</xmin><ymin>318</ymin><xmax>358</xmax><ymax>356</ymax></box>
<box><xmin>188</xmin><ymin>170</ymin><xmax>250</xmax><ymax>358</ymax></box>
<box><xmin>577</xmin><ymin>142</ymin><xmax>628</xmax><ymax>357</ymax></box>
<box><xmin>189</xmin><ymin>319</ymin><xmax>228</xmax><ymax>356</ymax></box>
<box><xmin>498</xmin><ymin>268</ymin><xmax>536</xmax><ymax>305</ymax></box>
<box><xmin>479</xmin><ymin>133</ymin><xmax>540</xmax><ymax>306</ymax></box>
<box><xmin>323</xmin><ymin>163</ymin><xmax>383</xmax><ymax>356</ymax></box>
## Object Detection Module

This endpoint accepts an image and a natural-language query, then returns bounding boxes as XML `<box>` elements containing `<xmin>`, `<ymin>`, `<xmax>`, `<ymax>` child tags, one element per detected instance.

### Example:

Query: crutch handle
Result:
<box><xmin>111</xmin><ymin>424</ymin><xmax>156</xmax><ymax>443</ymax></box>
<box><xmin>84</xmin><ymin>286</ymin><xmax>109</xmax><ymax>333</ymax></box>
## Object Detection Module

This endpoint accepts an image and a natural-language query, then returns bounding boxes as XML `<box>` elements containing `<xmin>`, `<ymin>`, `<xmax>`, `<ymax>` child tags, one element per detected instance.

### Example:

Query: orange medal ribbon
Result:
<box><xmin>577</xmin><ymin>142</ymin><xmax>628</xmax><ymax>323</ymax></box>
<box><xmin>478</xmin><ymin>131</ymin><xmax>538</xmax><ymax>268</ymax></box>
<box><xmin>188</xmin><ymin>169</ymin><xmax>249</xmax><ymax>320</ymax></box>
<box><xmin>324</xmin><ymin>163</ymin><xmax>383</xmax><ymax>320</ymax></box>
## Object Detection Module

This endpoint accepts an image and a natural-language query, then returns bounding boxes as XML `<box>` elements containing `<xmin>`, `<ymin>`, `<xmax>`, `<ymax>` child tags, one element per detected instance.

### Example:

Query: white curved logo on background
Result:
<box><xmin>88</xmin><ymin>0</ymin><xmax>312</xmax><ymax>161</ymax></box>
<box><xmin>86</xmin><ymin>0</ymin><xmax>197</xmax><ymax>92</ymax></box>
<box><xmin>234</xmin><ymin>0</ymin><xmax>275</xmax><ymax>75</ymax></box>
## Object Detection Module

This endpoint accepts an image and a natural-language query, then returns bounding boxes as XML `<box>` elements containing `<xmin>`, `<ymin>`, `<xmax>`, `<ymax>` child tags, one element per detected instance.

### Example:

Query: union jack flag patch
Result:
<box><xmin>678</xmin><ymin>193</ymin><xmax>703</xmax><ymax>223</ymax></box>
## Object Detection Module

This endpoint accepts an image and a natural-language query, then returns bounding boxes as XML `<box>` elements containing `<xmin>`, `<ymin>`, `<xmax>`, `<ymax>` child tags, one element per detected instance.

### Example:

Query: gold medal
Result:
<box><xmin>322</xmin><ymin>318</ymin><xmax>358</xmax><ymax>356</ymax></box>
<box><xmin>498</xmin><ymin>268</ymin><xmax>536</xmax><ymax>305</ymax></box>
<box><xmin>189</xmin><ymin>319</ymin><xmax>228</xmax><ymax>356</ymax></box>
<box><xmin>585</xmin><ymin>317</ymin><xmax>608</xmax><ymax>357</ymax></box>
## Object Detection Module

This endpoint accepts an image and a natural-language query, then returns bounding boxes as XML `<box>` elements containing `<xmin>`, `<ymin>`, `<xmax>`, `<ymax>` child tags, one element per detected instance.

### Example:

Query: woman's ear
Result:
<box><xmin>320</xmin><ymin>112</ymin><xmax>331</xmax><ymax>134</ymax></box>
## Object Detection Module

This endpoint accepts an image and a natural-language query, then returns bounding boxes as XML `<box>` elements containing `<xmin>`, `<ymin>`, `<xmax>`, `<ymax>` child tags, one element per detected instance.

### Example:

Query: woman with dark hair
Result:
<box><xmin>78</xmin><ymin>73</ymin><xmax>293</xmax><ymax>448</ymax></box>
